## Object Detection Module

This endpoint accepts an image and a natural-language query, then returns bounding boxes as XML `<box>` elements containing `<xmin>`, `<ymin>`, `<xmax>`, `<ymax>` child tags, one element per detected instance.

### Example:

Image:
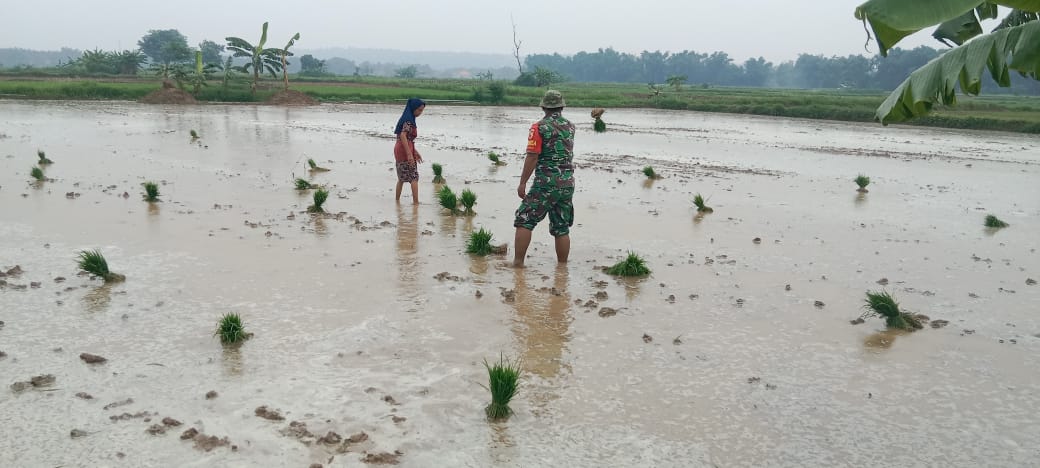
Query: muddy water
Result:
<box><xmin>1</xmin><ymin>100</ymin><xmax>1038</xmax><ymax>467</ymax></box>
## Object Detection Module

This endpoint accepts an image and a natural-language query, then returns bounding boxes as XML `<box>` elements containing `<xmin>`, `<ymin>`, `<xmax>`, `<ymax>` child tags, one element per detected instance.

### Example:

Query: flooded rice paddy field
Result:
<box><xmin>0</xmin><ymin>100</ymin><xmax>1038</xmax><ymax>467</ymax></box>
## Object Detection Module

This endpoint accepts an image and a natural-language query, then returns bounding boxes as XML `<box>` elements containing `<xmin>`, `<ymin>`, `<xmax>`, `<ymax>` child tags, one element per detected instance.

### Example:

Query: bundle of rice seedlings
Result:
<box><xmin>30</xmin><ymin>165</ymin><xmax>44</xmax><ymax>181</ymax></box>
<box><xmin>606</xmin><ymin>252</ymin><xmax>651</xmax><ymax>277</ymax></box>
<box><xmin>483</xmin><ymin>354</ymin><xmax>522</xmax><ymax>420</ymax></box>
<box><xmin>594</xmin><ymin>117</ymin><xmax>607</xmax><ymax>133</ymax></box>
<box><xmin>143</xmin><ymin>181</ymin><xmax>160</xmax><ymax>202</ymax></box>
<box><xmin>432</xmin><ymin>163</ymin><xmax>446</xmax><ymax>184</ymax></box>
<box><xmin>863</xmin><ymin>290</ymin><xmax>922</xmax><ymax>331</ymax></box>
<box><xmin>190</xmin><ymin>129</ymin><xmax>199</xmax><ymax>139</ymax></box>
<box><xmin>294</xmin><ymin>178</ymin><xmax>313</xmax><ymax>190</ymax></box>
<box><xmin>488</xmin><ymin>152</ymin><xmax>505</xmax><ymax>166</ymax></box>
<box><xmin>438</xmin><ymin>186</ymin><xmax>459</xmax><ymax>214</ymax></box>
<box><xmin>984</xmin><ymin>215</ymin><xmax>1009</xmax><ymax>228</ymax></box>
<box><xmin>460</xmin><ymin>189</ymin><xmax>477</xmax><ymax>216</ymax></box>
<box><xmin>308</xmin><ymin>188</ymin><xmax>329</xmax><ymax>213</ymax></box>
<box><xmin>693</xmin><ymin>194</ymin><xmax>713</xmax><ymax>213</ymax></box>
<box><xmin>76</xmin><ymin>249</ymin><xmax>125</xmax><ymax>283</ymax></box>
<box><xmin>643</xmin><ymin>166</ymin><xmax>658</xmax><ymax>179</ymax></box>
<box><xmin>466</xmin><ymin>227</ymin><xmax>494</xmax><ymax>256</ymax></box>
<box><xmin>214</xmin><ymin>312</ymin><xmax>248</xmax><ymax>344</ymax></box>
<box><xmin>855</xmin><ymin>174</ymin><xmax>870</xmax><ymax>193</ymax></box>
<box><xmin>307</xmin><ymin>158</ymin><xmax>330</xmax><ymax>172</ymax></box>
<box><xmin>37</xmin><ymin>150</ymin><xmax>53</xmax><ymax>165</ymax></box>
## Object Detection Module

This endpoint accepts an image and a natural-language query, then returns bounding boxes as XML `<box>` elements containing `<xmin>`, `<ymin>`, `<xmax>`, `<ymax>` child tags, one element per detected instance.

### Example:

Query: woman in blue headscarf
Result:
<box><xmin>393</xmin><ymin>98</ymin><xmax>426</xmax><ymax>204</ymax></box>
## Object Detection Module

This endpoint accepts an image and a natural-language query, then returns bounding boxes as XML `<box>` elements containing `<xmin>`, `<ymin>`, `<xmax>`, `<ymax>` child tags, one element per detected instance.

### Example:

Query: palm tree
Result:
<box><xmin>280</xmin><ymin>32</ymin><xmax>300</xmax><ymax>90</ymax></box>
<box><xmin>225</xmin><ymin>22</ymin><xmax>284</xmax><ymax>96</ymax></box>
<box><xmin>854</xmin><ymin>1</ymin><xmax>1039</xmax><ymax>124</ymax></box>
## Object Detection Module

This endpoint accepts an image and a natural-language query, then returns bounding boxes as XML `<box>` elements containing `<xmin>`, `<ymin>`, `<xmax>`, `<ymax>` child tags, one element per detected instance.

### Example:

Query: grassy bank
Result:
<box><xmin>2</xmin><ymin>76</ymin><xmax>1039</xmax><ymax>133</ymax></box>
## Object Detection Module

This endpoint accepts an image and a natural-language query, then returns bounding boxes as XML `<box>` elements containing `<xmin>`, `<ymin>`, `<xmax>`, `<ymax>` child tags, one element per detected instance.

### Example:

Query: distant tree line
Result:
<box><xmin>524</xmin><ymin>47</ymin><xmax>1040</xmax><ymax>94</ymax></box>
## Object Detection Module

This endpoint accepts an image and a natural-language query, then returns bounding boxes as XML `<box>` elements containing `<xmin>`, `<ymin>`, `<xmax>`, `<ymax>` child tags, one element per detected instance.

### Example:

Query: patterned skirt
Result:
<box><xmin>396</xmin><ymin>161</ymin><xmax>419</xmax><ymax>182</ymax></box>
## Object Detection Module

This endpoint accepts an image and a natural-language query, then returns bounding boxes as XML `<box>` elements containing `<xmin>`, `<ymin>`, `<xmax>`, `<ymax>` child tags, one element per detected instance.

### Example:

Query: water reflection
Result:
<box><xmin>312</xmin><ymin>215</ymin><xmax>328</xmax><ymax>237</ymax></box>
<box><xmin>863</xmin><ymin>329</ymin><xmax>907</xmax><ymax>350</ymax></box>
<box><xmin>854</xmin><ymin>192</ymin><xmax>867</xmax><ymax>206</ymax></box>
<box><xmin>396</xmin><ymin>204</ymin><xmax>421</xmax><ymax>313</ymax></box>
<box><xmin>511</xmin><ymin>265</ymin><xmax>573</xmax><ymax>411</ymax></box>
<box><xmin>221</xmin><ymin>344</ymin><xmax>244</xmax><ymax>376</ymax></box>
<box><xmin>82</xmin><ymin>284</ymin><xmax>112</xmax><ymax>313</ymax></box>
<box><xmin>642</xmin><ymin>178</ymin><xmax>656</xmax><ymax>190</ymax></box>
<box><xmin>147</xmin><ymin>202</ymin><xmax>160</xmax><ymax>216</ymax></box>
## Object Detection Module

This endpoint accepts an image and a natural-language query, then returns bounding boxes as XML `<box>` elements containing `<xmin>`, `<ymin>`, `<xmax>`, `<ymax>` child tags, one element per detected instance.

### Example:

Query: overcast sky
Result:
<box><xmin>1</xmin><ymin>0</ymin><xmax>950</xmax><ymax>62</ymax></box>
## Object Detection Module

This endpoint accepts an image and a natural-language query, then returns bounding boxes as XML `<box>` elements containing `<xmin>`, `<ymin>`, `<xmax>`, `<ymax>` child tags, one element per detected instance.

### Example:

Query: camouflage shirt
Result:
<box><xmin>526</xmin><ymin>113</ymin><xmax>575</xmax><ymax>173</ymax></box>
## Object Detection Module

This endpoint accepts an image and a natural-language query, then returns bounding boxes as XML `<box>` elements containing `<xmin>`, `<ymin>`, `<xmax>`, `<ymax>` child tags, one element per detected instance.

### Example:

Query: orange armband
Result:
<box><xmin>526</xmin><ymin>123</ymin><xmax>542</xmax><ymax>154</ymax></box>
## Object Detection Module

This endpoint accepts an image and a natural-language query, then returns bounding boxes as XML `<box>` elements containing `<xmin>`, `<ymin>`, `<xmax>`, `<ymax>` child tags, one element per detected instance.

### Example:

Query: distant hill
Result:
<box><xmin>0</xmin><ymin>48</ymin><xmax>82</xmax><ymax>68</ymax></box>
<box><xmin>297</xmin><ymin>47</ymin><xmax>515</xmax><ymax>70</ymax></box>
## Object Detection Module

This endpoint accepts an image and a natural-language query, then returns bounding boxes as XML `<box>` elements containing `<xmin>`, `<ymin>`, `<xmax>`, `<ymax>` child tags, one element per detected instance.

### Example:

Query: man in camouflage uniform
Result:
<box><xmin>513</xmin><ymin>89</ymin><xmax>575</xmax><ymax>267</ymax></box>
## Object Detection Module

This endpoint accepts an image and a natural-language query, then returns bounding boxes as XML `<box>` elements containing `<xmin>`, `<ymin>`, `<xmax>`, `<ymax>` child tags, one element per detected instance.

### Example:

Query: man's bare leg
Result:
<box><xmin>554</xmin><ymin>234</ymin><xmax>570</xmax><ymax>263</ymax></box>
<box><xmin>513</xmin><ymin>227</ymin><xmax>533</xmax><ymax>267</ymax></box>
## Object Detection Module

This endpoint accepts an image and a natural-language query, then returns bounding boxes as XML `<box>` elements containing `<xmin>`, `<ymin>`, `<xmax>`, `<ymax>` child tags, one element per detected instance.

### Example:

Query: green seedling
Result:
<box><xmin>438</xmin><ymin>185</ymin><xmax>459</xmax><ymax>214</ymax></box>
<box><xmin>215</xmin><ymin>312</ymin><xmax>248</xmax><ymax>344</ymax></box>
<box><xmin>308</xmin><ymin>188</ymin><xmax>329</xmax><ymax>213</ymax></box>
<box><xmin>606</xmin><ymin>252</ymin><xmax>651</xmax><ymax>277</ymax></box>
<box><xmin>863</xmin><ymin>290</ymin><xmax>922</xmax><ymax>331</ymax></box>
<box><xmin>76</xmin><ymin>249</ymin><xmax>125</xmax><ymax>283</ymax></box>
<box><xmin>190</xmin><ymin>129</ymin><xmax>199</xmax><ymax>139</ymax></box>
<box><xmin>307</xmin><ymin>158</ymin><xmax>330</xmax><ymax>172</ymax></box>
<box><xmin>143</xmin><ymin>181</ymin><xmax>160</xmax><ymax>202</ymax></box>
<box><xmin>594</xmin><ymin>117</ymin><xmax>606</xmax><ymax>133</ymax></box>
<box><xmin>432</xmin><ymin>163</ymin><xmax>445</xmax><ymax>184</ymax></box>
<box><xmin>693</xmin><ymin>194</ymin><xmax>713</xmax><ymax>213</ymax></box>
<box><xmin>488</xmin><ymin>152</ymin><xmax>505</xmax><ymax>166</ymax></box>
<box><xmin>460</xmin><ymin>189</ymin><xmax>477</xmax><ymax>215</ymax></box>
<box><xmin>295</xmin><ymin>178</ymin><xmax>313</xmax><ymax>190</ymax></box>
<box><xmin>643</xmin><ymin>166</ymin><xmax>658</xmax><ymax>179</ymax></box>
<box><xmin>30</xmin><ymin>165</ymin><xmax>44</xmax><ymax>181</ymax></box>
<box><xmin>466</xmin><ymin>227</ymin><xmax>494</xmax><ymax>256</ymax></box>
<box><xmin>984</xmin><ymin>215</ymin><xmax>1009</xmax><ymax>228</ymax></box>
<box><xmin>855</xmin><ymin>174</ymin><xmax>870</xmax><ymax>193</ymax></box>
<box><xmin>37</xmin><ymin>150</ymin><xmax>53</xmax><ymax>165</ymax></box>
<box><xmin>483</xmin><ymin>354</ymin><xmax>522</xmax><ymax>420</ymax></box>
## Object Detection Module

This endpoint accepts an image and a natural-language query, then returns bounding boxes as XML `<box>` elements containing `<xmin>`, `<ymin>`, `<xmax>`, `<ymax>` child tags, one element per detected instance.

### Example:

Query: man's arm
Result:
<box><xmin>517</xmin><ymin>152</ymin><xmax>539</xmax><ymax>199</ymax></box>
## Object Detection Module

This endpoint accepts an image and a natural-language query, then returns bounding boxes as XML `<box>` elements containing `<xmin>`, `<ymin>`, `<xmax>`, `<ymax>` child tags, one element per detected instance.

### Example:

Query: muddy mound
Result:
<box><xmin>139</xmin><ymin>87</ymin><xmax>197</xmax><ymax>105</ymax></box>
<box><xmin>267</xmin><ymin>89</ymin><xmax>319</xmax><ymax>106</ymax></box>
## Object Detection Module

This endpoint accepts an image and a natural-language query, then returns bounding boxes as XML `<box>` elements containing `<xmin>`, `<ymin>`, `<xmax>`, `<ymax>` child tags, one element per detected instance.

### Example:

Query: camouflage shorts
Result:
<box><xmin>514</xmin><ymin>171</ymin><xmax>574</xmax><ymax>237</ymax></box>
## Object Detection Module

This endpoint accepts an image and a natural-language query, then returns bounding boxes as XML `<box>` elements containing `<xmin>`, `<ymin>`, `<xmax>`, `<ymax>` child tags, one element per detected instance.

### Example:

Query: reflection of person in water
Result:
<box><xmin>395</xmin><ymin>204</ymin><xmax>421</xmax><ymax>310</ymax></box>
<box><xmin>511</xmin><ymin>265</ymin><xmax>572</xmax><ymax>380</ymax></box>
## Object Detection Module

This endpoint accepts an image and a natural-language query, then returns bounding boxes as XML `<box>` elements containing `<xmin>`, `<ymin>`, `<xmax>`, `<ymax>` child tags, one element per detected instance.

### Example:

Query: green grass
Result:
<box><xmin>484</xmin><ymin>354</ymin><xmax>522</xmax><ymax>420</ymax></box>
<box><xmin>2</xmin><ymin>77</ymin><xmax>1038</xmax><ymax>133</ymax></box>
<box><xmin>214</xmin><ymin>312</ymin><xmax>247</xmax><ymax>344</ymax></box>
<box><xmin>190</xmin><ymin>129</ymin><xmax>199</xmax><ymax>139</ymax></box>
<box><xmin>308</xmin><ymin>188</ymin><xmax>329</xmax><ymax>213</ymax></box>
<box><xmin>294</xmin><ymin>178</ymin><xmax>313</xmax><ymax>190</ymax></box>
<box><xmin>594</xmin><ymin>117</ymin><xmax>606</xmax><ymax>133</ymax></box>
<box><xmin>606</xmin><ymin>252</ymin><xmax>651</xmax><ymax>277</ymax></box>
<box><xmin>466</xmin><ymin>227</ymin><xmax>494</xmax><ymax>256</ymax></box>
<box><xmin>855</xmin><ymin>174</ymin><xmax>870</xmax><ymax>192</ymax></box>
<box><xmin>37</xmin><ymin>150</ymin><xmax>53</xmax><ymax>164</ymax></box>
<box><xmin>863</xmin><ymin>290</ymin><xmax>922</xmax><ymax>331</ymax></box>
<box><xmin>460</xmin><ymin>189</ymin><xmax>477</xmax><ymax>215</ymax></box>
<box><xmin>438</xmin><ymin>185</ymin><xmax>459</xmax><ymax>214</ymax></box>
<box><xmin>984</xmin><ymin>214</ymin><xmax>1009</xmax><ymax>228</ymax></box>
<box><xmin>432</xmin><ymin>163</ymin><xmax>445</xmax><ymax>184</ymax></box>
<box><xmin>143</xmin><ymin>181</ymin><xmax>160</xmax><ymax>202</ymax></box>
<box><xmin>488</xmin><ymin>152</ymin><xmax>504</xmax><ymax>165</ymax></box>
<box><xmin>694</xmin><ymin>194</ymin><xmax>713</xmax><ymax>213</ymax></box>
<box><xmin>643</xmin><ymin>166</ymin><xmax>657</xmax><ymax>179</ymax></box>
<box><xmin>30</xmin><ymin>165</ymin><xmax>44</xmax><ymax>181</ymax></box>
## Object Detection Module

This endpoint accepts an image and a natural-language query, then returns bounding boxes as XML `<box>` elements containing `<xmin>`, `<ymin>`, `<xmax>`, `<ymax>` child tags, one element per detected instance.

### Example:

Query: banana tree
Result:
<box><xmin>280</xmin><ymin>32</ymin><xmax>301</xmax><ymax>90</ymax></box>
<box><xmin>855</xmin><ymin>0</ymin><xmax>1040</xmax><ymax>124</ymax></box>
<box><xmin>184</xmin><ymin>50</ymin><xmax>218</xmax><ymax>96</ymax></box>
<box><xmin>225</xmin><ymin>22</ymin><xmax>284</xmax><ymax>95</ymax></box>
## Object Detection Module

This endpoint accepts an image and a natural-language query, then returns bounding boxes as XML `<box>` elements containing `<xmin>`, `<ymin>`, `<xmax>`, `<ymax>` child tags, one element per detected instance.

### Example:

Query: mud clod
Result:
<box><xmin>877</xmin><ymin>278</ymin><xmax>889</xmax><ymax>285</ymax></box>
<box><xmin>146</xmin><ymin>424</ymin><xmax>167</xmax><ymax>435</ymax></box>
<box><xmin>814</xmin><ymin>301</ymin><xmax>825</xmax><ymax>308</ymax></box>
<box><xmin>192</xmin><ymin>433</ymin><xmax>232</xmax><ymax>452</ymax></box>
<box><xmin>642</xmin><ymin>333</ymin><xmax>653</xmax><ymax>343</ymax></box>
<box><xmin>103</xmin><ymin>398</ymin><xmax>133</xmax><ymax>410</ymax></box>
<box><xmin>110</xmin><ymin>411</ymin><xmax>153</xmax><ymax>422</ymax></box>
<box><xmin>930</xmin><ymin>320</ymin><xmax>950</xmax><ymax>329</ymax></box>
<box><xmin>594</xmin><ymin>291</ymin><xmax>608</xmax><ymax>300</ymax></box>
<box><xmin>392</xmin><ymin>416</ymin><xmax>407</xmax><ymax>423</ymax></box>
<box><xmin>784</xmin><ymin>284</ymin><xmax>792</xmax><ymax>291</ymax></box>
<box><xmin>75</xmin><ymin>392</ymin><xmax>94</xmax><ymax>400</ymax></box>
<box><xmin>162</xmin><ymin>417</ymin><xmax>182</xmax><ymax>427</ymax></box>
<box><xmin>205</xmin><ymin>390</ymin><xmax>218</xmax><ymax>399</ymax></box>
<box><xmin>850</xmin><ymin>318</ymin><xmax>865</xmax><ymax>325</ymax></box>
<box><xmin>1027</xmin><ymin>278</ymin><xmax>1037</xmax><ymax>286</ymax></box>
<box><xmin>598</xmin><ymin>307</ymin><xmax>617</xmax><ymax>318</ymax></box>
<box><xmin>70</xmin><ymin>429</ymin><xmax>89</xmax><ymax>438</ymax></box>
<box><xmin>0</xmin><ymin>351</ymin><xmax>6</xmax><ymax>359</ymax></box>
<box><xmin>255</xmin><ymin>405</ymin><xmax>286</xmax><ymax>421</ymax></box>
<box><xmin>318</xmin><ymin>431</ymin><xmax>342</xmax><ymax>445</ymax></box>
<box><xmin>382</xmin><ymin>395</ymin><xmax>399</xmax><ymax>405</ymax></box>
<box><xmin>79</xmin><ymin>353</ymin><xmax>107</xmax><ymax>364</ymax></box>
<box><xmin>362</xmin><ymin>451</ymin><xmax>402</xmax><ymax>465</ymax></box>
<box><xmin>347</xmin><ymin>432</ymin><xmax>369</xmax><ymax>444</ymax></box>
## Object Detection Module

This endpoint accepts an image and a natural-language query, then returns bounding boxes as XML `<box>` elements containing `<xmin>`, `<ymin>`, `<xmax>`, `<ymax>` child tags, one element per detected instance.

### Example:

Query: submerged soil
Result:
<box><xmin>267</xmin><ymin>89</ymin><xmax>320</xmax><ymax>106</ymax></box>
<box><xmin>0</xmin><ymin>101</ymin><xmax>1038</xmax><ymax>467</ymax></box>
<box><xmin>138</xmin><ymin>87</ymin><xmax>197</xmax><ymax>105</ymax></box>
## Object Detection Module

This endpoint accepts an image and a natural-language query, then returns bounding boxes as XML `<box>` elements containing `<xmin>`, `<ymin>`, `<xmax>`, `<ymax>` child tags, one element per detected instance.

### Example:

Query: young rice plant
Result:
<box><xmin>484</xmin><ymin>354</ymin><xmax>522</xmax><ymax>420</ymax></box>
<box><xmin>308</xmin><ymin>188</ymin><xmax>329</xmax><ymax>213</ymax></box>
<box><xmin>30</xmin><ymin>165</ymin><xmax>44</xmax><ymax>181</ymax></box>
<box><xmin>438</xmin><ymin>185</ymin><xmax>459</xmax><ymax>214</ymax></box>
<box><xmin>294</xmin><ymin>178</ymin><xmax>313</xmax><ymax>190</ymax></box>
<box><xmin>693</xmin><ymin>193</ymin><xmax>713</xmax><ymax>213</ymax></box>
<box><xmin>307</xmin><ymin>158</ymin><xmax>330</xmax><ymax>172</ymax></box>
<box><xmin>466</xmin><ymin>227</ymin><xmax>494</xmax><ymax>256</ymax></box>
<box><xmin>606</xmin><ymin>252</ymin><xmax>652</xmax><ymax>277</ymax></box>
<box><xmin>37</xmin><ymin>150</ymin><xmax>53</xmax><ymax>164</ymax></box>
<box><xmin>855</xmin><ymin>174</ymin><xmax>870</xmax><ymax>192</ymax></box>
<box><xmin>643</xmin><ymin>166</ymin><xmax>658</xmax><ymax>179</ymax></box>
<box><xmin>77</xmin><ymin>249</ymin><xmax>125</xmax><ymax>283</ymax></box>
<box><xmin>984</xmin><ymin>214</ymin><xmax>1009</xmax><ymax>228</ymax></box>
<box><xmin>863</xmin><ymin>290</ymin><xmax>922</xmax><ymax>331</ymax></box>
<box><xmin>143</xmin><ymin>181</ymin><xmax>160</xmax><ymax>202</ymax></box>
<box><xmin>460</xmin><ymin>189</ymin><xmax>477</xmax><ymax>215</ymax></box>
<box><xmin>488</xmin><ymin>152</ymin><xmax>504</xmax><ymax>165</ymax></box>
<box><xmin>432</xmin><ymin>163</ymin><xmax>445</xmax><ymax>184</ymax></box>
<box><xmin>215</xmin><ymin>312</ymin><xmax>248</xmax><ymax>344</ymax></box>
<box><xmin>190</xmin><ymin>129</ymin><xmax>199</xmax><ymax>139</ymax></box>
<box><xmin>594</xmin><ymin>117</ymin><xmax>607</xmax><ymax>133</ymax></box>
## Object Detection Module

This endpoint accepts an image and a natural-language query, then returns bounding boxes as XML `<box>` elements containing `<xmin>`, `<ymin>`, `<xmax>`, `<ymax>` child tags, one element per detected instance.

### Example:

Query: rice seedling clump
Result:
<box><xmin>606</xmin><ymin>252</ymin><xmax>651</xmax><ymax>277</ymax></box>
<box><xmin>308</xmin><ymin>188</ymin><xmax>329</xmax><ymax>213</ymax></box>
<box><xmin>215</xmin><ymin>313</ymin><xmax>248</xmax><ymax>344</ymax></box>
<box><xmin>484</xmin><ymin>354</ymin><xmax>522</xmax><ymax>420</ymax></box>
<box><xmin>294</xmin><ymin>178</ymin><xmax>313</xmax><ymax>190</ymax></box>
<box><xmin>466</xmin><ymin>228</ymin><xmax>494</xmax><ymax>256</ymax></box>
<box><xmin>143</xmin><ymin>181</ymin><xmax>160</xmax><ymax>202</ymax></box>
<box><xmin>693</xmin><ymin>194</ymin><xmax>713</xmax><ymax>213</ymax></box>
<box><xmin>984</xmin><ymin>215</ymin><xmax>1009</xmax><ymax>228</ymax></box>
<box><xmin>643</xmin><ymin>166</ymin><xmax>658</xmax><ymax>179</ymax></box>
<box><xmin>488</xmin><ymin>152</ymin><xmax>505</xmax><ymax>165</ymax></box>
<box><xmin>855</xmin><ymin>174</ymin><xmax>870</xmax><ymax>192</ymax></box>
<box><xmin>76</xmin><ymin>249</ymin><xmax>125</xmax><ymax>283</ymax></box>
<box><xmin>190</xmin><ymin>129</ymin><xmax>199</xmax><ymax>139</ymax></box>
<box><xmin>30</xmin><ymin>165</ymin><xmax>44</xmax><ymax>181</ymax></box>
<box><xmin>863</xmin><ymin>290</ymin><xmax>922</xmax><ymax>331</ymax></box>
<box><xmin>593</xmin><ymin>117</ymin><xmax>606</xmax><ymax>133</ymax></box>
<box><xmin>460</xmin><ymin>189</ymin><xmax>477</xmax><ymax>215</ymax></box>
<box><xmin>438</xmin><ymin>186</ymin><xmax>459</xmax><ymax>214</ymax></box>
<box><xmin>37</xmin><ymin>150</ymin><xmax>53</xmax><ymax>164</ymax></box>
<box><xmin>307</xmin><ymin>158</ymin><xmax>330</xmax><ymax>172</ymax></box>
<box><xmin>432</xmin><ymin>163</ymin><xmax>445</xmax><ymax>184</ymax></box>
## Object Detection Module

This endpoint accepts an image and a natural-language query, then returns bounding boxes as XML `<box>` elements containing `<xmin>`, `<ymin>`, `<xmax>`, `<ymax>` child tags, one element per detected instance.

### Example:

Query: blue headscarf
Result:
<box><xmin>394</xmin><ymin>98</ymin><xmax>426</xmax><ymax>135</ymax></box>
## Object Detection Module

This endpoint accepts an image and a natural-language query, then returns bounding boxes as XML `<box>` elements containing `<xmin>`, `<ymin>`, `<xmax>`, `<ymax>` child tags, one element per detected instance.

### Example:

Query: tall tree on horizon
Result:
<box><xmin>138</xmin><ymin>29</ymin><xmax>191</xmax><ymax>65</ymax></box>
